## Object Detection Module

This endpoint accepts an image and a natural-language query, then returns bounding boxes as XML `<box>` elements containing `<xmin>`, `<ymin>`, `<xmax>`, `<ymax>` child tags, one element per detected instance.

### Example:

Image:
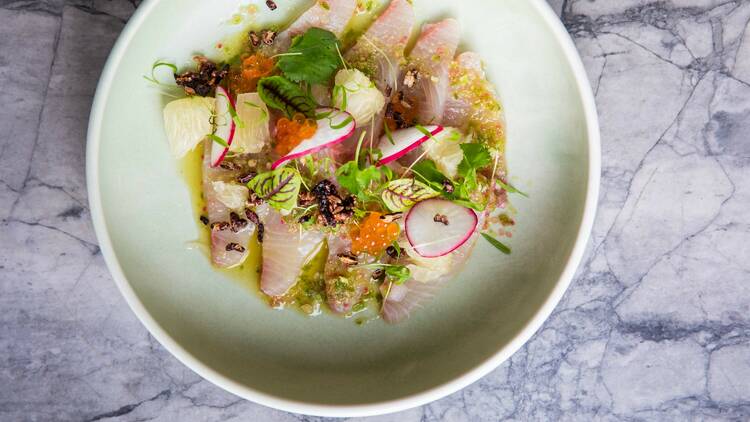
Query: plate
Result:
<box><xmin>86</xmin><ymin>0</ymin><xmax>600</xmax><ymax>417</ymax></box>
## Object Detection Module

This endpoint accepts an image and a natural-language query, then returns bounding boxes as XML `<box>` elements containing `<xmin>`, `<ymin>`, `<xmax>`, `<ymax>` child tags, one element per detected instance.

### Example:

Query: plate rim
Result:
<box><xmin>86</xmin><ymin>0</ymin><xmax>601</xmax><ymax>417</ymax></box>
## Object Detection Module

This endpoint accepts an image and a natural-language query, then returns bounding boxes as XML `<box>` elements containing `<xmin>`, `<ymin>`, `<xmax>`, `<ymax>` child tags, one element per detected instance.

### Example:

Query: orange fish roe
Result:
<box><xmin>274</xmin><ymin>113</ymin><xmax>317</xmax><ymax>156</ymax></box>
<box><xmin>351</xmin><ymin>212</ymin><xmax>400</xmax><ymax>256</ymax></box>
<box><xmin>229</xmin><ymin>53</ymin><xmax>275</xmax><ymax>94</ymax></box>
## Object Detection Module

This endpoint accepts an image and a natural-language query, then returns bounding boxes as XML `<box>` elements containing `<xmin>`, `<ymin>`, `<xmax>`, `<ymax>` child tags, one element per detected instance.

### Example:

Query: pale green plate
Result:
<box><xmin>87</xmin><ymin>0</ymin><xmax>600</xmax><ymax>417</ymax></box>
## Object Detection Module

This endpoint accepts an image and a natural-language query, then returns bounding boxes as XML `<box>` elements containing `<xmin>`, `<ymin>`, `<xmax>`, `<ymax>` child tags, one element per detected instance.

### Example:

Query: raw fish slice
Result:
<box><xmin>347</xmin><ymin>0</ymin><xmax>415</xmax><ymax>93</ymax></box>
<box><xmin>260</xmin><ymin>207</ymin><xmax>326</xmax><ymax>297</ymax></box>
<box><xmin>340</xmin><ymin>0</ymin><xmax>415</xmax><ymax>159</ymax></box>
<box><xmin>323</xmin><ymin>234</ymin><xmax>378</xmax><ymax>314</ymax></box>
<box><xmin>447</xmin><ymin>50</ymin><xmax>505</xmax><ymax>147</ymax></box>
<box><xmin>202</xmin><ymin>140</ymin><xmax>255</xmax><ymax>268</ymax></box>
<box><xmin>274</xmin><ymin>0</ymin><xmax>357</xmax><ymax>51</ymax></box>
<box><xmin>404</xmin><ymin>19</ymin><xmax>461</xmax><ymax>125</ymax></box>
<box><xmin>381</xmin><ymin>230</ymin><xmax>479</xmax><ymax>323</ymax></box>
<box><xmin>443</xmin><ymin>52</ymin><xmax>483</xmax><ymax>129</ymax></box>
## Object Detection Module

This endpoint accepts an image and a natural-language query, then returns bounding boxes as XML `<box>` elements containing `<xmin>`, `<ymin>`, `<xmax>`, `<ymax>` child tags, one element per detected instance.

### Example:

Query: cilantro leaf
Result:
<box><xmin>411</xmin><ymin>159</ymin><xmax>486</xmax><ymax>211</ymax></box>
<box><xmin>457</xmin><ymin>143</ymin><xmax>492</xmax><ymax>180</ymax></box>
<box><xmin>411</xmin><ymin>160</ymin><xmax>448</xmax><ymax>190</ymax></box>
<box><xmin>277</xmin><ymin>28</ymin><xmax>341</xmax><ymax>85</ymax></box>
<box><xmin>456</xmin><ymin>143</ymin><xmax>492</xmax><ymax>205</ymax></box>
<box><xmin>335</xmin><ymin>162</ymin><xmax>383</xmax><ymax>201</ymax></box>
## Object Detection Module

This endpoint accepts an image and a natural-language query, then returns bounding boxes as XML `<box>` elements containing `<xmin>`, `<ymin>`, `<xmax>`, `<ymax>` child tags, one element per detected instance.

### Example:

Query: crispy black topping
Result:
<box><xmin>372</xmin><ymin>268</ymin><xmax>385</xmax><ymax>281</ymax></box>
<box><xmin>245</xmin><ymin>209</ymin><xmax>259</xmax><ymax>225</ymax></box>
<box><xmin>262</xmin><ymin>30</ymin><xmax>277</xmax><ymax>45</ymax></box>
<box><xmin>220</xmin><ymin>160</ymin><xmax>243</xmax><ymax>171</ymax></box>
<box><xmin>249</xmin><ymin>31</ymin><xmax>262</xmax><ymax>47</ymax></box>
<box><xmin>244</xmin><ymin>209</ymin><xmax>264</xmax><ymax>243</ymax></box>
<box><xmin>385</xmin><ymin>246</ymin><xmax>399</xmax><ymax>259</ymax></box>
<box><xmin>229</xmin><ymin>212</ymin><xmax>248</xmax><ymax>233</ymax></box>
<box><xmin>433</xmin><ymin>214</ymin><xmax>449</xmax><ymax>225</ymax></box>
<box><xmin>211</xmin><ymin>221</ymin><xmax>229</xmax><ymax>231</ymax></box>
<box><xmin>265</xmin><ymin>0</ymin><xmax>277</xmax><ymax>10</ymax></box>
<box><xmin>174</xmin><ymin>56</ymin><xmax>228</xmax><ymax>97</ymax></box>
<box><xmin>246</xmin><ymin>191</ymin><xmax>263</xmax><ymax>207</ymax></box>
<box><xmin>379</xmin><ymin>213</ymin><xmax>402</xmax><ymax>224</ymax></box>
<box><xmin>200</xmin><ymin>215</ymin><xmax>209</xmax><ymax>225</ymax></box>
<box><xmin>226</xmin><ymin>242</ymin><xmax>246</xmax><ymax>253</ymax></box>
<box><xmin>238</xmin><ymin>172</ymin><xmax>256</xmax><ymax>184</ymax></box>
<box><xmin>337</xmin><ymin>252</ymin><xmax>358</xmax><ymax>266</ymax></box>
<box><xmin>257</xmin><ymin>222</ymin><xmax>265</xmax><ymax>243</ymax></box>
<box><xmin>310</xmin><ymin>180</ymin><xmax>355</xmax><ymax>227</ymax></box>
<box><xmin>250</xmin><ymin>30</ymin><xmax>277</xmax><ymax>47</ymax></box>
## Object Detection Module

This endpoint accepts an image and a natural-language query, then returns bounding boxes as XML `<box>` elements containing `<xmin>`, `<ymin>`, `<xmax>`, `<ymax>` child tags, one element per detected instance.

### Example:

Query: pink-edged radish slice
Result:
<box><xmin>210</xmin><ymin>86</ymin><xmax>236</xmax><ymax>167</ymax></box>
<box><xmin>405</xmin><ymin>198</ymin><xmax>477</xmax><ymax>258</ymax></box>
<box><xmin>377</xmin><ymin>125</ymin><xmax>443</xmax><ymax>165</ymax></box>
<box><xmin>271</xmin><ymin>108</ymin><xmax>356</xmax><ymax>169</ymax></box>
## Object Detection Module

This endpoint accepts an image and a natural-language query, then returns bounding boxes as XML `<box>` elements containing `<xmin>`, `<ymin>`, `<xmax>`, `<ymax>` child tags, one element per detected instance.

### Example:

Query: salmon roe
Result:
<box><xmin>274</xmin><ymin>113</ymin><xmax>317</xmax><ymax>156</ymax></box>
<box><xmin>351</xmin><ymin>212</ymin><xmax>400</xmax><ymax>256</ymax></box>
<box><xmin>229</xmin><ymin>53</ymin><xmax>275</xmax><ymax>93</ymax></box>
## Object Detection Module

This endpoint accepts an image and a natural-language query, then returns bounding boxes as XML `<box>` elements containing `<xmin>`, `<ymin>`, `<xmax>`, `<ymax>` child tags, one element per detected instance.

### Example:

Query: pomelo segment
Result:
<box><xmin>162</xmin><ymin>96</ymin><xmax>214</xmax><ymax>159</ymax></box>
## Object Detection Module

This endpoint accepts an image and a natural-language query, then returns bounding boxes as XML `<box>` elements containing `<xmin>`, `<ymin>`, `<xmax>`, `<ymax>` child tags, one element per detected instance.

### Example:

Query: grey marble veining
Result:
<box><xmin>1</xmin><ymin>0</ymin><xmax>749</xmax><ymax>420</ymax></box>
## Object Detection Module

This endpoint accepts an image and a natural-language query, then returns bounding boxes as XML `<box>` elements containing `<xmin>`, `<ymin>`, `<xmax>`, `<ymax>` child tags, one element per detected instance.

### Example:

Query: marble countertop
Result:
<box><xmin>2</xmin><ymin>0</ymin><xmax>749</xmax><ymax>420</ymax></box>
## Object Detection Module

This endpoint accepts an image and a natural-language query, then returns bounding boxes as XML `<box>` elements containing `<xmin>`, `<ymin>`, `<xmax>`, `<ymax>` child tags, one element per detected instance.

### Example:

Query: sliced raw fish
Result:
<box><xmin>443</xmin><ymin>52</ymin><xmax>482</xmax><ymax>129</ymax></box>
<box><xmin>443</xmin><ymin>51</ymin><xmax>505</xmax><ymax>148</ymax></box>
<box><xmin>403</xmin><ymin>19</ymin><xmax>461</xmax><ymax>125</ymax></box>
<box><xmin>381</xmin><ymin>230</ymin><xmax>479</xmax><ymax>323</ymax></box>
<box><xmin>323</xmin><ymin>234</ymin><xmax>373</xmax><ymax>314</ymax></box>
<box><xmin>340</xmin><ymin>0</ymin><xmax>415</xmax><ymax>159</ymax></box>
<box><xmin>202</xmin><ymin>140</ymin><xmax>255</xmax><ymax>268</ymax></box>
<box><xmin>274</xmin><ymin>0</ymin><xmax>357</xmax><ymax>51</ymax></box>
<box><xmin>259</xmin><ymin>207</ymin><xmax>326</xmax><ymax>297</ymax></box>
<box><xmin>347</xmin><ymin>0</ymin><xmax>415</xmax><ymax>93</ymax></box>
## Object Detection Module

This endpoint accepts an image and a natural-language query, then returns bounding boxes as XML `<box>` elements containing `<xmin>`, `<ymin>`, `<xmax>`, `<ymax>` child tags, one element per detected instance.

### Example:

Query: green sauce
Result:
<box><xmin>283</xmin><ymin>239</ymin><xmax>329</xmax><ymax>315</ymax></box>
<box><xmin>178</xmin><ymin>148</ymin><xmax>263</xmax><ymax>295</ymax></box>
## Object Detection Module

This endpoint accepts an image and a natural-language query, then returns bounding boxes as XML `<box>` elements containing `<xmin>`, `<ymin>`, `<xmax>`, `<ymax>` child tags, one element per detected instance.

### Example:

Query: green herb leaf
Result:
<box><xmin>383</xmin><ymin>122</ymin><xmax>395</xmax><ymax>145</ymax></box>
<box><xmin>277</xmin><ymin>28</ymin><xmax>341</xmax><ymax>85</ymax></box>
<box><xmin>389</xmin><ymin>241</ymin><xmax>401</xmax><ymax>258</ymax></box>
<box><xmin>257</xmin><ymin>76</ymin><xmax>316</xmax><ymax>118</ymax></box>
<box><xmin>335</xmin><ymin>162</ymin><xmax>383</xmax><ymax>201</ymax></box>
<box><xmin>411</xmin><ymin>159</ymin><xmax>485</xmax><ymax>211</ymax></box>
<box><xmin>206</xmin><ymin>134</ymin><xmax>228</xmax><ymax>148</ymax></box>
<box><xmin>329</xmin><ymin>115</ymin><xmax>353</xmax><ymax>130</ymax></box>
<box><xmin>218</xmin><ymin>92</ymin><xmax>244</xmax><ymax>128</ymax></box>
<box><xmin>144</xmin><ymin>61</ymin><xmax>178</xmax><ymax>85</ymax></box>
<box><xmin>381</xmin><ymin>178</ymin><xmax>439</xmax><ymax>212</ymax></box>
<box><xmin>456</xmin><ymin>143</ymin><xmax>492</xmax><ymax>204</ymax></box>
<box><xmin>453</xmin><ymin>198</ymin><xmax>486</xmax><ymax>211</ymax></box>
<box><xmin>385</xmin><ymin>265</ymin><xmax>411</xmax><ymax>285</ymax></box>
<box><xmin>496</xmin><ymin>179</ymin><xmax>529</xmax><ymax>197</ymax></box>
<box><xmin>411</xmin><ymin>160</ymin><xmax>447</xmax><ymax>187</ymax></box>
<box><xmin>247</xmin><ymin>167</ymin><xmax>302</xmax><ymax>211</ymax></box>
<box><xmin>457</xmin><ymin>143</ymin><xmax>492</xmax><ymax>180</ymax></box>
<box><xmin>481</xmin><ymin>233</ymin><xmax>511</xmax><ymax>255</ymax></box>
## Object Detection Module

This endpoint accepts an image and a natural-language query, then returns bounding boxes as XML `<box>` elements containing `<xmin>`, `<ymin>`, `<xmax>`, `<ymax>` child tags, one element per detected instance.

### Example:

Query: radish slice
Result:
<box><xmin>271</xmin><ymin>108</ymin><xmax>356</xmax><ymax>169</ymax></box>
<box><xmin>377</xmin><ymin>125</ymin><xmax>444</xmax><ymax>165</ymax></box>
<box><xmin>211</xmin><ymin>86</ymin><xmax>236</xmax><ymax>167</ymax></box>
<box><xmin>405</xmin><ymin>198</ymin><xmax>477</xmax><ymax>258</ymax></box>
